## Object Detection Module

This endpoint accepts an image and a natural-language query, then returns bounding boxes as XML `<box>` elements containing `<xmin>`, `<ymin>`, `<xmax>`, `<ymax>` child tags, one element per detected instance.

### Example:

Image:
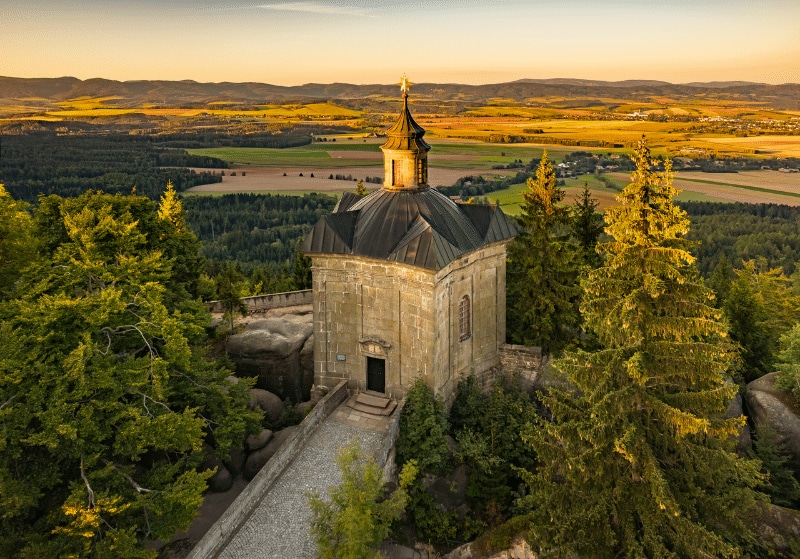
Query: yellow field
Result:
<box><xmin>42</xmin><ymin>99</ymin><xmax>362</xmax><ymax>121</ymax></box>
<box><xmin>701</xmin><ymin>136</ymin><xmax>800</xmax><ymax>157</ymax></box>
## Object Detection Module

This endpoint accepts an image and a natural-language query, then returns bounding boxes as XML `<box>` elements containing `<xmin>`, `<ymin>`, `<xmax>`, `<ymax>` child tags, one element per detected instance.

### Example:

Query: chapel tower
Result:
<box><xmin>302</xmin><ymin>78</ymin><xmax>517</xmax><ymax>403</ymax></box>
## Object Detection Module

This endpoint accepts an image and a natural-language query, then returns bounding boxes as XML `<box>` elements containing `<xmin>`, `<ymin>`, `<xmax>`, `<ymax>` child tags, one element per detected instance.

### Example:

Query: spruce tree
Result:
<box><xmin>506</xmin><ymin>151</ymin><xmax>581</xmax><ymax>355</ymax></box>
<box><xmin>571</xmin><ymin>181</ymin><xmax>604</xmax><ymax>268</ymax></box>
<box><xmin>520</xmin><ymin>138</ymin><xmax>764</xmax><ymax>558</ymax></box>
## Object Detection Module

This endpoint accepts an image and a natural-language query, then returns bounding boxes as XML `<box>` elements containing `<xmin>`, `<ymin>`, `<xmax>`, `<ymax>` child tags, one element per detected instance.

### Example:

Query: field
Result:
<box><xmin>488</xmin><ymin>169</ymin><xmax>800</xmax><ymax>216</ymax></box>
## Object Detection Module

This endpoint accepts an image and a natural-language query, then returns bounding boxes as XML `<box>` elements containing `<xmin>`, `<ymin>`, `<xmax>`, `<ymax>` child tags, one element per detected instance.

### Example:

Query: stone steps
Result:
<box><xmin>346</xmin><ymin>393</ymin><xmax>397</xmax><ymax>416</ymax></box>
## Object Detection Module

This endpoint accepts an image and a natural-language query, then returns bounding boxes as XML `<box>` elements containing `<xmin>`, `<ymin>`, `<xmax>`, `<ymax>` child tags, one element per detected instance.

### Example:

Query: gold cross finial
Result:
<box><xmin>399</xmin><ymin>75</ymin><xmax>412</xmax><ymax>94</ymax></box>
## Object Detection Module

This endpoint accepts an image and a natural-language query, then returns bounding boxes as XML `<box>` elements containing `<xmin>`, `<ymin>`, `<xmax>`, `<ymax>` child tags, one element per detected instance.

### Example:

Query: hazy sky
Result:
<box><xmin>2</xmin><ymin>0</ymin><xmax>799</xmax><ymax>85</ymax></box>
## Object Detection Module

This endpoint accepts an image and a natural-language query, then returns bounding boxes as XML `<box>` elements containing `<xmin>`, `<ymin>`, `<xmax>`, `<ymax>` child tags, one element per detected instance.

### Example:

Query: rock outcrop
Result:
<box><xmin>244</xmin><ymin>425</ymin><xmax>298</xmax><ymax>480</ymax></box>
<box><xmin>745</xmin><ymin>372</ymin><xmax>800</xmax><ymax>465</ymax></box>
<box><xmin>227</xmin><ymin>315</ymin><xmax>314</xmax><ymax>402</ymax></box>
<box><xmin>248</xmin><ymin>388</ymin><xmax>284</xmax><ymax>424</ymax></box>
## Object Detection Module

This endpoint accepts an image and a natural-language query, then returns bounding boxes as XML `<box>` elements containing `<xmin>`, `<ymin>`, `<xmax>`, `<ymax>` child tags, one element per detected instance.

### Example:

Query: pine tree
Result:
<box><xmin>506</xmin><ymin>151</ymin><xmax>582</xmax><ymax>355</ymax></box>
<box><xmin>355</xmin><ymin>179</ymin><xmax>367</xmax><ymax>196</ymax></box>
<box><xmin>519</xmin><ymin>138</ymin><xmax>764</xmax><ymax>558</ymax></box>
<box><xmin>0</xmin><ymin>184</ymin><xmax>35</xmax><ymax>299</ymax></box>
<box><xmin>571</xmin><ymin>181</ymin><xmax>604</xmax><ymax>268</ymax></box>
<box><xmin>157</xmin><ymin>180</ymin><xmax>185</xmax><ymax>230</ymax></box>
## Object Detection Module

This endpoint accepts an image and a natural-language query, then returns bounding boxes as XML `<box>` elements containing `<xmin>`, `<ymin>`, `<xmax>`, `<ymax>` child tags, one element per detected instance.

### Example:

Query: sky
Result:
<box><xmin>2</xmin><ymin>0</ymin><xmax>799</xmax><ymax>86</ymax></box>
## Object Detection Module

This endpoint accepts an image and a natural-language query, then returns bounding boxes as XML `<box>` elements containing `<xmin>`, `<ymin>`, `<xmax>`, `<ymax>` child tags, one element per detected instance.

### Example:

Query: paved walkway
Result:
<box><xmin>216</xmin><ymin>405</ymin><xmax>390</xmax><ymax>559</ymax></box>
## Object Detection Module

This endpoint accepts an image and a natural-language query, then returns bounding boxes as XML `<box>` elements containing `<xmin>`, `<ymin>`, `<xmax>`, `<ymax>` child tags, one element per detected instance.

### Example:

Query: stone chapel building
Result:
<box><xmin>302</xmin><ymin>80</ymin><xmax>517</xmax><ymax>403</ymax></box>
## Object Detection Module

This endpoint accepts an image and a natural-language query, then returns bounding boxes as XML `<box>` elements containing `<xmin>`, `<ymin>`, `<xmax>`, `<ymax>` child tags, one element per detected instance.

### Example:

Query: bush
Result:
<box><xmin>396</xmin><ymin>378</ymin><xmax>450</xmax><ymax>476</ymax></box>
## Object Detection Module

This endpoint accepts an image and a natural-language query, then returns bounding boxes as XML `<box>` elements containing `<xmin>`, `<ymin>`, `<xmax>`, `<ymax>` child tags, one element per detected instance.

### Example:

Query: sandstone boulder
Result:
<box><xmin>227</xmin><ymin>316</ymin><xmax>314</xmax><ymax>402</ymax></box>
<box><xmin>756</xmin><ymin>502</ymin><xmax>800</xmax><ymax>557</ymax></box>
<box><xmin>223</xmin><ymin>448</ymin><xmax>246</xmax><ymax>478</ymax></box>
<box><xmin>725</xmin><ymin>387</ymin><xmax>752</xmax><ymax>452</ymax></box>
<box><xmin>248</xmin><ymin>388</ymin><xmax>284</xmax><ymax>424</ymax></box>
<box><xmin>244</xmin><ymin>425</ymin><xmax>298</xmax><ymax>480</ymax></box>
<box><xmin>745</xmin><ymin>372</ymin><xmax>800</xmax><ymax>464</ymax></box>
<box><xmin>246</xmin><ymin>428</ymin><xmax>274</xmax><ymax>451</ymax></box>
<box><xmin>201</xmin><ymin>445</ymin><xmax>234</xmax><ymax>493</ymax></box>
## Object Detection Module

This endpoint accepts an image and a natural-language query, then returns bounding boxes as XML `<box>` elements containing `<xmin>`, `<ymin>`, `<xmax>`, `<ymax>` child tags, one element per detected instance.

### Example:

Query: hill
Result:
<box><xmin>2</xmin><ymin>76</ymin><xmax>800</xmax><ymax>110</ymax></box>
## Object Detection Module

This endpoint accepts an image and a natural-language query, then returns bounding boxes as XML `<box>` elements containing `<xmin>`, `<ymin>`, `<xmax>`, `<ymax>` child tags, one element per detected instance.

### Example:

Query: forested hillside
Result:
<box><xmin>183</xmin><ymin>193</ymin><xmax>336</xmax><ymax>271</ymax></box>
<box><xmin>0</xmin><ymin>133</ymin><xmax>224</xmax><ymax>201</ymax></box>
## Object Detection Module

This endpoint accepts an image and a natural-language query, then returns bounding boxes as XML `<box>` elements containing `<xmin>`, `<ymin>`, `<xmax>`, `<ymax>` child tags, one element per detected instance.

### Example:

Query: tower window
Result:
<box><xmin>392</xmin><ymin>160</ymin><xmax>399</xmax><ymax>186</ymax></box>
<box><xmin>459</xmin><ymin>295</ymin><xmax>471</xmax><ymax>342</ymax></box>
<box><xmin>417</xmin><ymin>159</ymin><xmax>424</xmax><ymax>184</ymax></box>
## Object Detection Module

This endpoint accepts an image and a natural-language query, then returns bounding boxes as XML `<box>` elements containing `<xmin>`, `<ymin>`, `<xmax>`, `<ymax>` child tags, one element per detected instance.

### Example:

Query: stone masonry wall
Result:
<box><xmin>207</xmin><ymin>290</ymin><xmax>313</xmax><ymax>315</ymax></box>
<box><xmin>499</xmin><ymin>343</ymin><xmax>543</xmax><ymax>392</ymax></box>
<box><xmin>185</xmin><ymin>380</ymin><xmax>349</xmax><ymax>559</ymax></box>
<box><xmin>434</xmin><ymin>241</ymin><xmax>510</xmax><ymax>404</ymax></box>
<box><xmin>310</xmin><ymin>255</ymin><xmax>436</xmax><ymax>399</ymax></box>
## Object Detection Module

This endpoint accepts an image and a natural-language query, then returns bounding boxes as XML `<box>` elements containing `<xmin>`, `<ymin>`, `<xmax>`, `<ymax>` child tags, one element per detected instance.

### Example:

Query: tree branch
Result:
<box><xmin>80</xmin><ymin>457</ymin><xmax>95</xmax><ymax>509</ymax></box>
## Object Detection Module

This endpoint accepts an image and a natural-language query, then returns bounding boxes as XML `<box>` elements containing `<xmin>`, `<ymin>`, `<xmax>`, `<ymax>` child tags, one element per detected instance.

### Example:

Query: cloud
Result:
<box><xmin>256</xmin><ymin>1</ymin><xmax>371</xmax><ymax>17</ymax></box>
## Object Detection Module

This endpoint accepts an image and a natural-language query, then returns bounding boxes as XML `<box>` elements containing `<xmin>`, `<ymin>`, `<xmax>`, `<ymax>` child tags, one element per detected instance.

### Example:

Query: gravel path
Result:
<box><xmin>216</xmin><ymin>419</ymin><xmax>386</xmax><ymax>559</ymax></box>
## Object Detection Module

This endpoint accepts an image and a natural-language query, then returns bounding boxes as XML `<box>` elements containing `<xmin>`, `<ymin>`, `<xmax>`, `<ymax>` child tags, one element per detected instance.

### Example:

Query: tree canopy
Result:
<box><xmin>0</xmin><ymin>189</ymin><xmax>259</xmax><ymax>558</ymax></box>
<box><xmin>520</xmin><ymin>138</ymin><xmax>765</xmax><ymax>558</ymax></box>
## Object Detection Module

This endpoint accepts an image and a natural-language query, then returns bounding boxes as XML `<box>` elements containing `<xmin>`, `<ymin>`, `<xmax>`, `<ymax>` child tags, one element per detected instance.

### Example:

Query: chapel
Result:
<box><xmin>301</xmin><ymin>78</ymin><xmax>517</xmax><ymax>403</ymax></box>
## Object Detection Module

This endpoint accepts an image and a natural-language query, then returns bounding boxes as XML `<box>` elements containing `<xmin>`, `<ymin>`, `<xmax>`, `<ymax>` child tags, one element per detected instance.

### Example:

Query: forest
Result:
<box><xmin>4</xmin><ymin>128</ymin><xmax>800</xmax><ymax>557</ymax></box>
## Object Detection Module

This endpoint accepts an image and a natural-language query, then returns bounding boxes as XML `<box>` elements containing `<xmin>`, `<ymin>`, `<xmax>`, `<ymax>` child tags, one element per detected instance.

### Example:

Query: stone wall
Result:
<box><xmin>311</xmin><ymin>254</ymin><xmax>436</xmax><ymax>399</ymax></box>
<box><xmin>310</xmin><ymin>241</ymin><xmax>511</xmax><ymax>404</ymax></box>
<box><xmin>185</xmin><ymin>380</ymin><xmax>349</xmax><ymax>559</ymax></box>
<box><xmin>207</xmin><ymin>289</ymin><xmax>313</xmax><ymax>315</ymax></box>
<box><xmin>499</xmin><ymin>343</ymin><xmax>543</xmax><ymax>392</ymax></box>
<box><xmin>434</xmin><ymin>241</ymin><xmax>509</xmax><ymax>404</ymax></box>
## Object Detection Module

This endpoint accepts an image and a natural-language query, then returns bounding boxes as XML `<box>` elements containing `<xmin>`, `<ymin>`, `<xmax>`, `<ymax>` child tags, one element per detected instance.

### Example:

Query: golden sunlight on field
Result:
<box><xmin>702</xmin><ymin>136</ymin><xmax>800</xmax><ymax>157</ymax></box>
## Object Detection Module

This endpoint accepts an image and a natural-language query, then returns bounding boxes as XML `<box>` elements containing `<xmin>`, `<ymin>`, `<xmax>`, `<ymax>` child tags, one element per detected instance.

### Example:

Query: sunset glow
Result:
<box><xmin>1</xmin><ymin>0</ymin><xmax>799</xmax><ymax>85</ymax></box>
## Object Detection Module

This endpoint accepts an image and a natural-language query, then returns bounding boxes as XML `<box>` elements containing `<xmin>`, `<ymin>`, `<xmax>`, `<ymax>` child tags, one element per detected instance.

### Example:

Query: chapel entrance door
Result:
<box><xmin>366</xmin><ymin>357</ymin><xmax>386</xmax><ymax>393</ymax></box>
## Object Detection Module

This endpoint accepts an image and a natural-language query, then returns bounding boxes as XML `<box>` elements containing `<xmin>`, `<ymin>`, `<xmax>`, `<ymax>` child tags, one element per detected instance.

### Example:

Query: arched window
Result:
<box><xmin>459</xmin><ymin>295</ymin><xmax>471</xmax><ymax>342</ymax></box>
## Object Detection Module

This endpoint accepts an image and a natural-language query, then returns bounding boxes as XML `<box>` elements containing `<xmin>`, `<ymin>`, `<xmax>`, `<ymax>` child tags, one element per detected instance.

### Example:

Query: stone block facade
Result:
<box><xmin>311</xmin><ymin>240</ymin><xmax>509</xmax><ymax>403</ymax></box>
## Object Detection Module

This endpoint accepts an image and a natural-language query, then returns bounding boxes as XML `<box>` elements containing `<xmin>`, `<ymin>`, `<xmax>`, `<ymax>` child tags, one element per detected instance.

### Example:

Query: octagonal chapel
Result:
<box><xmin>302</xmin><ymin>79</ymin><xmax>517</xmax><ymax>403</ymax></box>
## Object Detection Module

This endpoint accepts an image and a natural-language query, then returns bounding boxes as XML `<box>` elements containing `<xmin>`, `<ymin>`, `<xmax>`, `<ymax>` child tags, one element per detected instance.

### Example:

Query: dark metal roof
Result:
<box><xmin>458</xmin><ymin>204</ymin><xmax>519</xmax><ymax>243</ymax></box>
<box><xmin>381</xmin><ymin>93</ymin><xmax>431</xmax><ymax>152</ymax></box>
<box><xmin>334</xmin><ymin>191</ymin><xmax>363</xmax><ymax>213</ymax></box>
<box><xmin>302</xmin><ymin>187</ymin><xmax>516</xmax><ymax>270</ymax></box>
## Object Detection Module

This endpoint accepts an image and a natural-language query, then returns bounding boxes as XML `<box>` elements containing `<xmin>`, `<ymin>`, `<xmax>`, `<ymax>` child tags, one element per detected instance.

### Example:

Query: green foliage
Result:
<box><xmin>0</xmin><ymin>133</ymin><xmax>222</xmax><ymax>203</ymax></box>
<box><xmin>215</xmin><ymin>261</ymin><xmax>249</xmax><ymax>330</ymax></box>
<box><xmin>292</xmin><ymin>252</ymin><xmax>313</xmax><ymax>290</ymax></box>
<box><xmin>182</xmin><ymin>192</ymin><xmax>336</xmax><ymax>275</ymax></box>
<box><xmin>307</xmin><ymin>440</ymin><xmax>417</xmax><ymax>559</ymax></box>
<box><xmin>506</xmin><ymin>151</ymin><xmax>582</xmax><ymax>355</ymax></box>
<box><xmin>0</xmin><ymin>184</ymin><xmax>35</xmax><ymax>299</ymax></box>
<box><xmin>776</xmin><ymin>323</ymin><xmax>800</xmax><ymax>405</ymax></box>
<box><xmin>570</xmin><ymin>181</ymin><xmax>604</xmax><ymax>268</ymax></box>
<box><xmin>450</xmin><ymin>376</ymin><xmax>538</xmax><ymax>516</ymax></box>
<box><xmin>0</xmin><ymin>190</ymin><xmax>260</xmax><ymax>557</ymax></box>
<box><xmin>750</xmin><ymin>425</ymin><xmax>800</xmax><ymax>509</ymax></box>
<box><xmin>520</xmin><ymin>138</ymin><xmax>765</xmax><ymax>558</ymax></box>
<box><xmin>396</xmin><ymin>378</ymin><xmax>450</xmax><ymax>476</ymax></box>
<box><xmin>724</xmin><ymin>260</ymin><xmax>800</xmax><ymax>383</ymax></box>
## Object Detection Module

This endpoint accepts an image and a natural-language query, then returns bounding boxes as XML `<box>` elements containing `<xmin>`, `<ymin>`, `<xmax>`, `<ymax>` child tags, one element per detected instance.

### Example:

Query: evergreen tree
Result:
<box><xmin>0</xmin><ymin>184</ymin><xmax>35</xmax><ymax>299</ymax></box>
<box><xmin>215</xmin><ymin>261</ymin><xmax>249</xmax><ymax>331</ymax></box>
<box><xmin>396</xmin><ymin>378</ymin><xmax>449</xmax><ymax>476</ymax></box>
<box><xmin>0</xmin><ymin>191</ymin><xmax>259</xmax><ymax>558</ymax></box>
<box><xmin>724</xmin><ymin>260</ymin><xmax>800</xmax><ymax>383</ymax></box>
<box><xmin>506</xmin><ymin>151</ymin><xmax>582</xmax><ymax>355</ymax></box>
<box><xmin>708</xmin><ymin>253</ymin><xmax>734</xmax><ymax>307</ymax></box>
<box><xmin>570</xmin><ymin>181</ymin><xmax>604</xmax><ymax>268</ymax></box>
<box><xmin>355</xmin><ymin>179</ymin><xmax>367</xmax><ymax>196</ymax></box>
<box><xmin>775</xmin><ymin>323</ymin><xmax>800</xmax><ymax>405</ymax></box>
<box><xmin>520</xmin><ymin>138</ymin><xmax>764</xmax><ymax>558</ymax></box>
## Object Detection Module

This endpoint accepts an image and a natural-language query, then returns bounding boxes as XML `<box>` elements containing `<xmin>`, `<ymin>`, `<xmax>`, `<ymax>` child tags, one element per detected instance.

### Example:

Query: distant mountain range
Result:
<box><xmin>2</xmin><ymin>76</ymin><xmax>799</xmax><ymax>110</ymax></box>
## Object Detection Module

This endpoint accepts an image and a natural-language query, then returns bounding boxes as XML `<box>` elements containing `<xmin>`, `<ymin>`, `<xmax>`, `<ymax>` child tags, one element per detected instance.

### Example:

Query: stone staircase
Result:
<box><xmin>346</xmin><ymin>392</ymin><xmax>397</xmax><ymax>416</ymax></box>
